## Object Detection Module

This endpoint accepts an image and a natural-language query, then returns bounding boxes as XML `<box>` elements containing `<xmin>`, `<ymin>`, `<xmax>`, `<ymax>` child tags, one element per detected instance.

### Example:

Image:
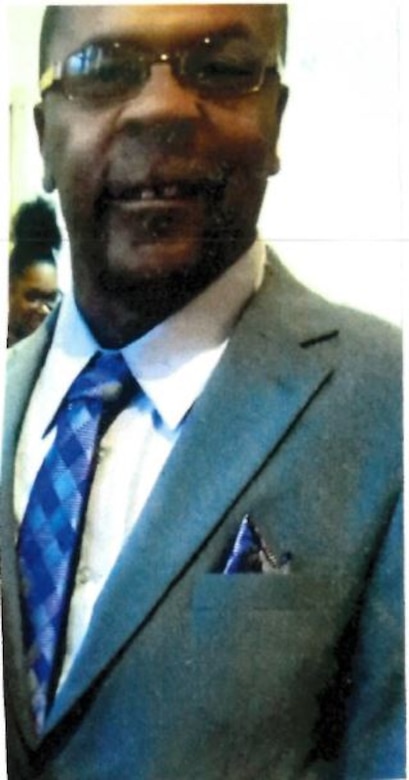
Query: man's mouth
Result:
<box><xmin>96</xmin><ymin>167</ymin><xmax>230</xmax><ymax>248</ymax></box>
<box><xmin>103</xmin><ymin>176</ymin><xmax>225</xmax><ymax>204</ymax></box>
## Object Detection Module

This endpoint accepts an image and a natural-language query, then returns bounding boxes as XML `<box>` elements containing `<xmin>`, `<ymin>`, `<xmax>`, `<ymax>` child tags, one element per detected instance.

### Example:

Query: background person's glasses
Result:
<box><xmin>40</xmin><ymin>35</ymin><xmax>281</xmax><ymax>106</ymax></box>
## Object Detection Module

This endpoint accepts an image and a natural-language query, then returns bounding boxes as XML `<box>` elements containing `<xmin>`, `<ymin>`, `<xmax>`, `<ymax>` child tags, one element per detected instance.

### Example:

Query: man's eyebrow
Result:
<box><xmin>66</xmin><ymin>24</ymin><xmax>263</xmax><ymax>54</ymax></box>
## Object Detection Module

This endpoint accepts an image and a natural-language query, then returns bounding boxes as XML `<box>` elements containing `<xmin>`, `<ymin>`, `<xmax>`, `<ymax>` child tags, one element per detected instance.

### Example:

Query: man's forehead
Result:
<box><xmin>46</xmin><ymin>4</ymin><xmax>283</xmax><ymax>60</ymax></box>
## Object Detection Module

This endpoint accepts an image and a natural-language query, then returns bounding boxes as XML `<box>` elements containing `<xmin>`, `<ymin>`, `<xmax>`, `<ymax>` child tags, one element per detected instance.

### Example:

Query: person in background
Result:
<box><xmin>8</xmin><ymin>197</ymin><xmax>61</xmax><ymax>346</ymax></box>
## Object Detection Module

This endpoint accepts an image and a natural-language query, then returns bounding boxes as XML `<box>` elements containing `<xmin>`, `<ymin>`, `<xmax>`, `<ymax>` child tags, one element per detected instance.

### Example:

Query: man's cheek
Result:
<box><xmin>57</xmin><ymin>160</ymin><xmax>98</xmax><ymax>226</ymax></box>
<box><xmin>210</xmin><ymin>103</ymin><xmax>273</xmax><ymax>155</ymax></box>
<box><xmin>50</xmin><ymin>125</ymin><xmax>99</xmax><ymax>197</ymax></box>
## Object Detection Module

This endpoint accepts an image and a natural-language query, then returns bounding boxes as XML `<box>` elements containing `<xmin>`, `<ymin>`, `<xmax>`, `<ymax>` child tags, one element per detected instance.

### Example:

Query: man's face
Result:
<box><xmin>36</xmin><ymin>5</ymin><xmax>286</xmax><ymax>311</ymax></box>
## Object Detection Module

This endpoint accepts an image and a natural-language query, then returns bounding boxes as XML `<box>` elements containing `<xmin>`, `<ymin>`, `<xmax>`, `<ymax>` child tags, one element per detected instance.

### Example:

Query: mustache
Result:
<box><xmin>101</xmin><ymin>152</ymin><xmax>230</xmax><ymax>199</ymax></box>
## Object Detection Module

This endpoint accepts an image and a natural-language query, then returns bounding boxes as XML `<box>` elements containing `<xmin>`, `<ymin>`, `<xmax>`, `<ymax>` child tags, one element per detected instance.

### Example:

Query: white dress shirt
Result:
<box><xmin>15</xmin><ymin>240</ymin><xmax>266</xmax><ymax>684</ymax></box>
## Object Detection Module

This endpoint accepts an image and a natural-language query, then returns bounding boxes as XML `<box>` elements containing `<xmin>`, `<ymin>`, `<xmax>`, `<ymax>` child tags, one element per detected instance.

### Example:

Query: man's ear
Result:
<box><xmin>34</xmin><ymin>102</ymin><xmax>56</xmax><ymax>193</ymax></box>
<box><xmin>267</xmin><ymin>84</ymin><xmax>289</xmax><ymax>177</ymax></box>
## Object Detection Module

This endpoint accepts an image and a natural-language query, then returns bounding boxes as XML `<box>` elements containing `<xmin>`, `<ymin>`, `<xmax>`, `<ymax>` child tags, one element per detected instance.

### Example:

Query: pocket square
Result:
<box><xmin>223</xmin><ymin>515</ymin><xmax>292</xmax><ymax>574</ymax></box>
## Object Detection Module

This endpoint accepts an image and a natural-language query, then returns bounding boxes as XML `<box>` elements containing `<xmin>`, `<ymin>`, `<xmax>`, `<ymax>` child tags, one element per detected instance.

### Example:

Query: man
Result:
<box><xmin>1</xmin><ymin>5</ymin><xmax>404</xmax><ymax>779</ymax></box>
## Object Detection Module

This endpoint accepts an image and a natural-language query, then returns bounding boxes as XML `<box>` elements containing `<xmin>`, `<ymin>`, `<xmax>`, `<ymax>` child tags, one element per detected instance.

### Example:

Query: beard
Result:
<box><xmin>91</xmin><ymin>175</ymin><xmax>254</xmax><ymax>301</ymax></box>
<box><xmin>68</xmin><ymin>160</ymin><xmax>266</xmax><ymax>339</ymax></box>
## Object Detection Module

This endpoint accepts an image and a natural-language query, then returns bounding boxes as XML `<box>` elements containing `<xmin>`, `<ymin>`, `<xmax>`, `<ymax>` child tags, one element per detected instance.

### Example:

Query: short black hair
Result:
<box><xmin>9</xmin><ymin>197</ymin><xmax>61</xmax><ymax>281</ymax></box>
<box><xmin>39</xmin><ymin>4</ymin><xmax>288</xmax><ymax>76</ymax></box>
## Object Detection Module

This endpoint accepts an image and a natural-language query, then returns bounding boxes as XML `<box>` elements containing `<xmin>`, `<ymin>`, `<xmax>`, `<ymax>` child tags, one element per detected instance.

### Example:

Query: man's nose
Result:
<box><xmin>113</xmin><ymin>62</ymin><xmax>204</xmax><ymax>133</ymax></box>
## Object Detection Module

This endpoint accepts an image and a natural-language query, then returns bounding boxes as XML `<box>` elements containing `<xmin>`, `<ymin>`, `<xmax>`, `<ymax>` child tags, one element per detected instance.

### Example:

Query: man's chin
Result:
<box><xmin>99</xmin><ymin>237</ymin><xmax>205</xmax><ymax>290</ymax></box>
<box><xmin>95</xmin><ymin>243</ymin><xmax>218</xmax><ymax>310</ymax></box>
<box><xmin>95</xmin><ymin>216</ymin><xmax>253</xmax><ymax>301</ymax></box>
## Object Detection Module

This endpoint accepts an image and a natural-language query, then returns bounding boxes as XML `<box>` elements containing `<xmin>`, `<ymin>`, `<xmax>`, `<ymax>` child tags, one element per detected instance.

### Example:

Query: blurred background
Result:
<box><xmin>4</xmin><ymin>0</ymin><xmax>408</xmax><ymax>327</ymax></box>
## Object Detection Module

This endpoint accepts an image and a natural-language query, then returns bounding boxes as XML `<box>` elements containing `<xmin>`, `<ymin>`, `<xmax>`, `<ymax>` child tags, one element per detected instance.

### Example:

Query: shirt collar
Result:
<box><xmin>42</xmin><ymin>239</ymin><xmax>266</xmax><ymax>431</ymax></box>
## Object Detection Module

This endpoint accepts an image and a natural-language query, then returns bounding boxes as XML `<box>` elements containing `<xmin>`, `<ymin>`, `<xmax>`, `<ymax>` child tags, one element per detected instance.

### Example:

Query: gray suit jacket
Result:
<box><xmin>1</xmin><ymin>254</ymin><xmax>404</xmax><ymax>779</ymax></box>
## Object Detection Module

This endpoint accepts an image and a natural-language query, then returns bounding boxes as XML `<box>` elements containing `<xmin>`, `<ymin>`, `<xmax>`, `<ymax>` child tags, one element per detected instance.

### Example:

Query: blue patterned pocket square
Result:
<box><xmin>223</xmin><ymin>515</ymin><xmax>292</xmax><ymax>574</ymax></box>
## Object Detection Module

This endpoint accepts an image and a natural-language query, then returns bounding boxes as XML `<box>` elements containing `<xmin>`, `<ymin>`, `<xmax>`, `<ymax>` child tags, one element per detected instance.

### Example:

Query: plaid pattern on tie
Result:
<box><xmin>17</xmin><ymin>351</ymin><xmax>136</xmax><ymax>733</ymax></box>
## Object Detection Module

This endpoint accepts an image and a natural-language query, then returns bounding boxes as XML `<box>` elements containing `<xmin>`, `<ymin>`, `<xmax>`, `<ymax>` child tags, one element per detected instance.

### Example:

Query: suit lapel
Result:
<box><xmin>46</xmin><ymin>260</ymin><xmax>339</xmax><ymax>732</ymax></box>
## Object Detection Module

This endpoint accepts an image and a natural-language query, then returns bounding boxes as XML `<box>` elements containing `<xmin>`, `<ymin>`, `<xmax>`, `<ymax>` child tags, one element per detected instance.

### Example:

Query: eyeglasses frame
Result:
<box><xmin>39</xmin><ymin>36</ymin><xmax>283</xmax><ymax>103</ymax></box>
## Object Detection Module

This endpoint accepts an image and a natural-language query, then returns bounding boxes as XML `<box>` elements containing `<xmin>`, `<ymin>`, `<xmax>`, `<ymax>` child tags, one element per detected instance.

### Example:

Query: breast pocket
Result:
<box><xmin>195</xmin><ymin>572</ymin><xmax>332</xmax><ymax>649</ymax></box>
<box><xmin>190</xmin><ymin>574</ymin><xmax>337</xmax><ymax>727</ymax></box>
<box><xmin>192</xmin><ymin>573</ymin><xmax>334</xmax><ymax>667</ymax></box>
<box><xmin>192</xmin><ymin>573</ymin><xmax>326</xmax><ymax>613</ymax></box>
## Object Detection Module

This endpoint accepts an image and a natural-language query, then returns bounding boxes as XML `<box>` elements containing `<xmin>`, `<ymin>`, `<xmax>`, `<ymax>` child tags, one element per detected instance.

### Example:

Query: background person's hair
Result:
<box><xmin>39</xmin><ymin>4</ymin><xmax>288</xmax><ymax>77</ymax></box>
<box><xmin>9</xmin><ymin>197</ymin><xmax>61</xmax><ymax>281</ymax></box>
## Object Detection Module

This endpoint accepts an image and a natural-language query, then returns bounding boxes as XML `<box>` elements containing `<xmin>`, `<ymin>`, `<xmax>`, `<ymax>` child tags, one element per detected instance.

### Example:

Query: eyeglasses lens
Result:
<box><xmin>64</xmin><ymin>44</ymin><xmax>148</xmax><ymax>100</ymax></box>
<box><xmin>181</xmin><ymin>39</ymin><xmax>264</xmax><ymax>94</ymax></box>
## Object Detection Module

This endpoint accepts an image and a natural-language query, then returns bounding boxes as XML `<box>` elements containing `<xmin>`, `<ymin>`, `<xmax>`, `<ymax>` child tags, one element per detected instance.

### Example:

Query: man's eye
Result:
<box><xmin>185</xmin><ymin>39</ymin><xmax>264</xmax><ymax>92</ymax></box>
<box><xmin>65</xmin><ymin>49</ymin><xmax>146</xmax><ymax>97</ymax></box>
<box><xmin>198</xmin><ymin>57</ymin><xmax>258</xmax><ymax>80</ymax></box>
<box><xmin>92</xmin><ymin>62</ymin><xmax>128</xmax><ymax>88</ymax></box>
<box><xmin>94</xmin><ymin>62</ymin><xmax>123</xmax><ymax>82</ymax></box>
<box><xmin>94</xmin><ymin>59</ymin><xmax>144</xmax><ymax>84</ymax></box>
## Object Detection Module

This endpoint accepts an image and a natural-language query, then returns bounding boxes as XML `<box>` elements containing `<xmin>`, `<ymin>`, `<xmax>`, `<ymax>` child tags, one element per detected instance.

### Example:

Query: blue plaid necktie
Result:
<box><xmin>17</xmin><ymin>351</ymin><xmax>136</xmax><ymax>733</ymax></box>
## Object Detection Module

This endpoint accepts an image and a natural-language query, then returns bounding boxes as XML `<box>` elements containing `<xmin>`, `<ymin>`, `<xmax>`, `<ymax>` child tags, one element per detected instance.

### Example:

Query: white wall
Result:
<box><xmin>260</xmin><ymin>0</ymin><xmax>406</xmax><ymax>326</ymax></box>
<box><xmin>4</xmin><ymin>1</ymin><xmax>408</xmax><ymax>326</ymax></box>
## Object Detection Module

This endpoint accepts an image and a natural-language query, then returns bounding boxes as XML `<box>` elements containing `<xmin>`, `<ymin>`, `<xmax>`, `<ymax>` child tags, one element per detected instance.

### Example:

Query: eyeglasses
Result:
<box><xmin>39</xmin><ymin>35</ymin><xmax>281</xmax><ymax>106</ymax></box>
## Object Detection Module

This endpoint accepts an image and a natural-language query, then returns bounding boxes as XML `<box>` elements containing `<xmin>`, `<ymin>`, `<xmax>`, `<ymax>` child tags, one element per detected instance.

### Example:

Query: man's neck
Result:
<box><xmin>73</xmin><ymin>257</ymin><xmax>246</xmax><ymax>348</ymax></box>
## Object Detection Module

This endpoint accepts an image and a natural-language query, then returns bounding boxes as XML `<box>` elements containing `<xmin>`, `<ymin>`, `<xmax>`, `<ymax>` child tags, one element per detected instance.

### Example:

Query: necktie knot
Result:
<box><xmin>67</xmin><ymin>351</ymin><xmax>134</xmax><ymax>405</ymax></box>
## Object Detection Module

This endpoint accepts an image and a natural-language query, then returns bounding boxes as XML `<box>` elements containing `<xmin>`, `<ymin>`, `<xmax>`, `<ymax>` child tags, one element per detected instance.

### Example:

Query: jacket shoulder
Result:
<box><xmin>263</xmin><ymin>249</ymin><xmax>402</xmax><ymax>376</ymax></box>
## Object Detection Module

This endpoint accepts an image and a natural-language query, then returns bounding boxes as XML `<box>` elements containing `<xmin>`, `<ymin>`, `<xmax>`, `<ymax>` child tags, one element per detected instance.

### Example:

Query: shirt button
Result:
<box><xmin>77</xmin><ymin>566</ymin><xmax>91</xmax><ymax>585</ymax></box>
